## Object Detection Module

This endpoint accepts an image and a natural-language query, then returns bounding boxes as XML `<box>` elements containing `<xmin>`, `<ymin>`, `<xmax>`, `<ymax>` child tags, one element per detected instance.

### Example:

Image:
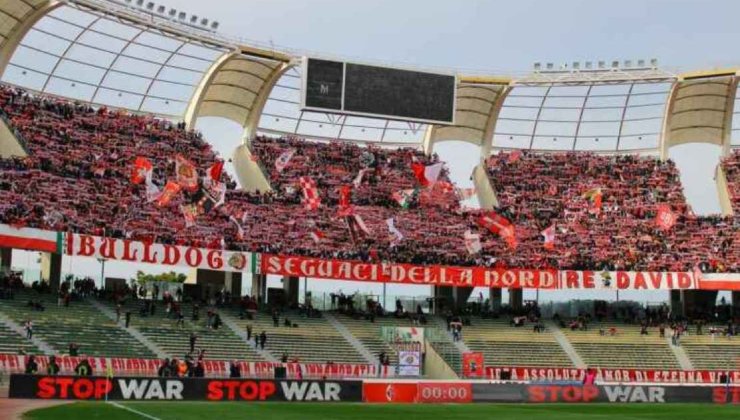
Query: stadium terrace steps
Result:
<box><xmin>222</xmin><ymin>308</ymin><xmax>368</xmax><ymax>364</ymax></box>
<box><xmin>546</xmin><ymin>321</ymin><xmax>586</xmax><ymax>368</ymax></box>
<box><xmin>323</xmin><ymin>312</ymin><xmax>376</xmax><ymax>364</ymax></box>
<box><xmin>462</xmin><ymin>319</ymin><xmax>573</xmax><ymax>367</ymax></box>
<box><xmin>333</xmin><ymin>314</ymin><xmax>427</xmax><ymax>366</ymax></box>
<box><xmin>102</xmin><ymin>300</ymin><xmax>265</xmax><ymax>362</ymax></box>
<box><xmin>88</xmin><ymin>299</ymin><xmax>167</xmax><ymax>359</ymax></box>
<box><xmin>219</xmin><ymin>312</ymin><xmax>278</xmax><ymax>363</ymax></box>
<box><xmin>560</xmin><ymin>324</ymin><xmax>680</xmax><ymax>369</ymax></box>
<box><xmin>680</xmin><ymin>328</ymin><xmax>740</xmax><ymax>369</ymax></box>
<box><xmin>0</xmin><ymin>291</ymin><xmax>156</xmax><ymax>358</ymax></box>
<box><xmin>0</xmin><ymin>315</ymin><xmax>42</xmax><ymax>355</ymax></box>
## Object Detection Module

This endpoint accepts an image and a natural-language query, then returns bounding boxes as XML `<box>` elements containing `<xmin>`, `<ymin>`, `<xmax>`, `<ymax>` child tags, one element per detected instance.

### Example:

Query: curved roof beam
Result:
<box><xmin>424</xmin><ymin>76</ymin><xmax>512</xmax><ymax>155</ymax></box>
<box><xmin>660</xmin><ymin>69</ymin><xmax>739</xmax><ymax>160</ymax></box>
<box><xmin>0</xmin><ymin>0</ymin><xmax>61</xmax><ymax>76</ymax></box>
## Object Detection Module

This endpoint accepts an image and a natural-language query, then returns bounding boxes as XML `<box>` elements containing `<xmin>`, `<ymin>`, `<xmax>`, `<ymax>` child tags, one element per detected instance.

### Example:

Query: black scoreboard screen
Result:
<box><xmin>302</xmin><ymin>57</ymin><xmax>456</xmax><ymax>125</ymax></box>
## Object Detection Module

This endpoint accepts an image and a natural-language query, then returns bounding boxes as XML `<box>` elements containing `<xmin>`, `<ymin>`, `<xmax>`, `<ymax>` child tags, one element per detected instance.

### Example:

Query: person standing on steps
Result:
<box><xmin>25</xmin><ymin>319</ymin><xmax>33</xmax><ymax>340</ymax></box>
<box><xmin>125</xmin><ymin>311</ymin><xmax>131</xmax><ymax>328</ymax></box>
<box><xmin>246</xmin><ymin>324</ymin><xmax>253</xmax><ymax>341</ymax></box>
<box><xmin>259</xmin><ymin>331</ymin><xmax>267</xmax><ymax>350</ymax></box>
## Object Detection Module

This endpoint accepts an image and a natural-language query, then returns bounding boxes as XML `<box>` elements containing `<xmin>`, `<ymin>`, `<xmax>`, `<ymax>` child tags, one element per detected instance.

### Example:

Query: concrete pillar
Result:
<box><xmin>670</xmin><ymin>290</ymin><xmax>683</xmax><ymax>317</ymax></box>
<box><xmin>251</xmin><ymin>274</ymin><xmax>267</xmax><ymax>304</ymax></box>
<box><xmin>732</xmin><ymin>291</ymin><xmax>740</xmax><ymax>318</ymax></box>
<box><xmin>40</xmin><ymin>252</ymin><xmax>61</xmax><ymax>291</ymax></box>
<box><xmin>0</xmin><ymin>247</ymin><xmax>11</xmax><ymax>273</ymax></box>
<box><xmin>454</xmin><ymin>287</ymin><xmax>474</xmax><ymax>309</ymax></box>
<box><xmin>681</xmin><ymin>290</ymin><xmax>718</xmax><ymax>318</ymax></box>
<box><xmin>432</xmin><ymin>286</ymin><xmax>454</xmax><ymax>314</ymax></box>
<box><xmin>490</xmin><ymin>288</ymin><xmax>502</xmax><ymax>312</ymax></box>
<box><xmin>283</xmin><ymin>276</ymin><xmax>299</xmax><ymax>306</ymax></box>
<box><xmin>509</xmin><ymin>288</ymin><xmax>523</xmax><ymax>311</ymax></box>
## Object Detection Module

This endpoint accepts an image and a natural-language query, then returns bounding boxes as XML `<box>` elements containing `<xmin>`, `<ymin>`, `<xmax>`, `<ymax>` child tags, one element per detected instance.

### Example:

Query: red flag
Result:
<box><xmin>411</xmin><ymin>162</ymin><xmax>443</xmax><ymax>187</ymax></box>
<box><xmin>337</xmin><ymin>185</ymin><xmax>354</xmax><ymax>217</ymax></box>
<box><xmin>156</xmin><ymin>181</ymin><xmax>182</xmax><ymax>207</ymax></box>
<box><xmin>131</xmin><ymin>157</ymin><xmax>153</xmax><ymax>184</ymax></box>
<box><xmin>207</xmin><ymin>161</ymin><xmax>224</xmax><ymax>184</ymax></box>
<box><xmin>175</xmin><ymin>155</ymin><xmax>199</xmax><ymax>192</ymax></box>
<box><xmin>299</xmin><ymin>177</ymin><xmax>321</xmax><ymax>210</ymax></box>
<box><xmin>476</xmin><ymin>211</ymin><xmax>517</xmax><ymax>249</ymax></box>
<box><xmin>655</xmin><ymin>204</ymin><xmax>677</xmax><ymax>231</ymax></box>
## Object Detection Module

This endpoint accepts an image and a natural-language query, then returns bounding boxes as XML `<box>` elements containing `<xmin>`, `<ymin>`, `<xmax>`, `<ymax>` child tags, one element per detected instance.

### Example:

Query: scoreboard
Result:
<box><xmin>301</xmin><ymin>57</ymin><xmax>456</xmax><ymax>125</ymax></box>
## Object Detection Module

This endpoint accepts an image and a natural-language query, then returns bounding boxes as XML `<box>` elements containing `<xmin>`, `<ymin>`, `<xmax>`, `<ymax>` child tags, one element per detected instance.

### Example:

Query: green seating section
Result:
<box><xmin>108</xmin><ymin>300</ymin><xmax>264</xmax><ymax>361</ymax></box>
<box><xmin>222</xmin><ymin>309</ymin><xmax>367</xmax><ymax>364</ymax></box>
<box><xmin>0</xmin><ymin>291</ymin><xmax>155</xmax><ymax>358</ymax></box>
<box><xmin>464</xmin><ymin>320</ymin><xmax>573</xmax><ymax>367</ymax></box>
<box><xmin>561</xmin><ymin>323</ymin><xmax>679</xmax><ymax>369</ymax></box>
<box><xmin>681</xmin><ymin>328</ymin><xmax>740</xmax><ymax>369</ymax></box>
<box><xmin>334</xmin><ymin>315</ymin><xmax>423</xmax><ymax>366</ymax></box>
<box><xmin>429</xmin><ymin>339</ymin><xmax>462</xmax><ymax>374</ymax></box>
<box><xmin>0</xmin><ymin>322</ymin><xmax>40</xmax><ymax>354</ymax></box>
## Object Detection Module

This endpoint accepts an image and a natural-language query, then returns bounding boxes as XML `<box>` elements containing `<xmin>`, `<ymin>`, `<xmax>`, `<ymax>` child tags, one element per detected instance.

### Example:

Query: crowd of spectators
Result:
<box><xmin>0</xmin><ymin>84</ymin><xmax>738</xmax><ymax>272</ymax></box>
<box><xmin>721</xmin><ymin>149</ymin><xmax>740</xmax><ymax>215</ymax></box>
<box><xmin>487</xmin><ymin>151</ymin><xmax>739</xmax><ymax>272</ymax></box>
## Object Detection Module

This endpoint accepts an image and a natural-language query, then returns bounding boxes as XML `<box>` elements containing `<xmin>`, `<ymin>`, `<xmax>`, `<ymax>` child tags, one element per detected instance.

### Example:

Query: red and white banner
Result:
<box><xmin>260</xmin><ymin>254</ymin><xmax>558</xmax><ymax>288</ymax></box>
<box><xmin>66</xmin><ymin>233</ymin><xmax>254</xmax><ymax>273</ymax></box>
<box><xmin>0</xmin><ymin>354</ymin><xmax>391</xmax><ymax>379</ymax></box>
<box><xmin>486</xmin><ymin>366</ymin><xmax>740</xmax><ymax>384</ymax></box>
<box><xmin>259</xmin><ymin>255</ymin><xmax>738</xmax><ymax>290</ymax></box>
<box><xmin>0</xmin><ymin>225</ymin><xmax>61</xmax><ymax>253</ymax></box>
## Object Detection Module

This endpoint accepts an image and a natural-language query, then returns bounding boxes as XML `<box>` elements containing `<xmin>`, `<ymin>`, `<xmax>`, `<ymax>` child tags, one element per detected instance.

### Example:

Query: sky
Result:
<box><xmin>6</xmin><ymin>0</ymin><xmax>739</xmax><ymax>304</ymax></box>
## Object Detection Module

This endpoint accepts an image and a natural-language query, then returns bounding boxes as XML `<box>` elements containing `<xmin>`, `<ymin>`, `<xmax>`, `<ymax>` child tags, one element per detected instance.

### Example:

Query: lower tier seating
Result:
<box><xmin>0</xmin><ymin>291</ymin><xmax>155</xmax><ymax>358</ymax></box>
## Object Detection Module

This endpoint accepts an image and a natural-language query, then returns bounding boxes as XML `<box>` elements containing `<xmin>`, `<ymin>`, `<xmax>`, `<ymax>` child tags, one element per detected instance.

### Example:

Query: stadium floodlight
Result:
<box><xmin>190</xmin><ymin>15</ymin><xmax>198</xmax><ymax>24</ymax></box>
<box><xmin>146</xmin><ymin>2</ymin><xmax>154</xmax><ymax>10</ymax></box>
<box><xmin>157</xmin><ymin>5</ymin><xmax>165</xmax><ymax>14</ymax></box>
<box><xmin>533</xmin><ymin>62</ymin><xmax>541</xmax><ymax>71</ymax></box>
<box><xmin>178</xmin><ymin>12</ymin><xmax>186</xmax><ymax>20</ymax></box>
<box><xmin>168</xmin><ymin>8</ymin><xmax>176</xmax><ymax>17</ymax></box>
<box><xmin>211</xmin><ymin>21</ymin><xmax>220</xmax><ymax>30</ymax></box>
<box><xmin>572</xmin><ymin>62</ymin><xmax>580</xmax><ymax>70</ymax></box>
<box><xmin>200</xmin><ymin>18</ymin><xmax>209</xmax><ymax>26</ymax></box>
<box><xmin>637</xmin><ymin>59</ymin><xmax>645</xmax><ymax>67</ymax></box>
<box><xmin>611</xmin><ymin>60</ymin><xmax>620</xmax><ymax>68</ymax></box>
<box><xmin>136</xmin><ymin>0</ymin><xmax>144</xmax><ymax>6</ymax></box>
<box><xmin>546</xmin><ymin>63</ymin><xmax>554</xmax><ymax>70</ymax></box>
<box><xmin>624</xmin><ymin>60</ymin><xmax>632</xmax><ymax>68</ymax></box>
<box><xmin>585</xmin><ymin>61</ymin><xmax>592</xmax><ymax>69</ymax></box>
<box><xmin>598</xmin><ymin>61</ymin><xmax>606</xmax><ymax>69</ymax></box>
<box><xmin>650</xmin><ymin>58</ymin><xmax>658</xmax><ymax>67</ymax></box>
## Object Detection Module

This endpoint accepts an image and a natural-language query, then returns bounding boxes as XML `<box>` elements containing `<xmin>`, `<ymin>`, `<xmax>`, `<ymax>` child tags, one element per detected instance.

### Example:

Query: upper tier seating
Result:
<box><xmin>0</xmin><ymin>290</ymin><xmax>156</xmax><ymax>358</ymax></box>
<box><xmin>250</xmin><ymin>136</ymin><xmax>458</xmax><ymax>209</ymax></box>
<box><xmin>487</xmin><ymin>152</ymin><xmax>738</xmax><ymax>272</ymax></box>
<box><xmin>462</xmin><ymin>319</ymin><xmax>573</xmax><ymax>367</ymax></box>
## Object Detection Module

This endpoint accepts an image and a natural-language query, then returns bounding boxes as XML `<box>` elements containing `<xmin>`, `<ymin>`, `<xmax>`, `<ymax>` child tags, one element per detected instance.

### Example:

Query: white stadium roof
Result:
<box><xmin>0</xmin><ymin>0</ymin><xmax>738</xmax><ymax>155</ymax></box>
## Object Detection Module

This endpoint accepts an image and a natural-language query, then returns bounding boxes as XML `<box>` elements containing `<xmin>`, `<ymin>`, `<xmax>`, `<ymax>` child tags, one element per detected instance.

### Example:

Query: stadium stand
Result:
<box><xmin>486</xmin><ymin>151</ymin><xmax>738</xmax><ymax>272</ymax></box>
<box><xmin>101</xmin><ymin>298</ymin><xmax>264</xmax><ymax>362</ymax></box>
<box><xmin>458</xmin><ymin>318</ymin><xmax>573</xmax><ymax>368</ymax></box>
<box><xmin>557</xmin><ymin>322</ymin><xmax>680</xmax><ymax>369</ymax></box>
<box><xmin>0</xmin><ymin>289</ymin><xmax>156</xmax><ymax>358</ymax></box>
<box><xmin>0</xmin><ymin>323</ymin><xmax>39</xmax><ymax>355</ymax></box>
<box><xmin>681</xmin><ymin>325</ymin><xmax>740</xmax><ymax>369</ymax></box>
<box><xmin>220</xmin><ymin>307</ymin><xmax>369</xmax><ymax>364</ymax></box>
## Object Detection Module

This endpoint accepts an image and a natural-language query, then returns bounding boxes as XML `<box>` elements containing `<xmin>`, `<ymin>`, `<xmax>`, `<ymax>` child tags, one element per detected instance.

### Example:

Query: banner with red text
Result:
<box><xmin>0</xmin><ymin>354</ymin><xmax>391</xmax><ymax>379</ymax></box>
<box><xmin>66</xmin><ymin>233</ymin><xmax>254</xmax><ymax>273</ymax></box>
<box><xmin>260</xmin><ymin>254</ymin><xmax>558</xmax><ymax>289</ymax></box>
<box><xmin>259</xmin><ymin>254</ymin><xmax>732</xmax><ymax>290</ymax></box>
<box><xmin>485</xmin><ymin>366</ymin><xmax>740</xmax><ymax>384</ymax></box>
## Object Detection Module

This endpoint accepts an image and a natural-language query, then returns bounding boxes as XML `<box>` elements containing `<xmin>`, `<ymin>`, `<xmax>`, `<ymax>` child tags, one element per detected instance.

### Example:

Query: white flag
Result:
<box><xmin>386</xmin><ymin>218</ymin><xmax>404</xmax><ymax>245</ymax></box>
<box><xmin>464</xmin><ymin>230</ymin><xmax>482</xmax><ymax>254</ymax></box>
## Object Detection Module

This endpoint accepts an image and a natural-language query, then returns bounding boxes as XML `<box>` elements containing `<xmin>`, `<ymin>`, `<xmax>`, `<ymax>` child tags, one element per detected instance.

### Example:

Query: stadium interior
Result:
<box><xmin>0</xmin><ymin>0</ymin><xmax>738</xmax><ymax>396</ymax></box>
